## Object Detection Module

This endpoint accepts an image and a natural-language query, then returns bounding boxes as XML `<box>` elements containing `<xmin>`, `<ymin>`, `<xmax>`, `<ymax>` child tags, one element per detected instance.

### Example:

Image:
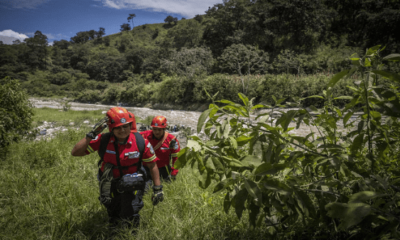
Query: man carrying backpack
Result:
<box><xmin>71</xmin><ymin>107</ymin><xmax>164</xmax><ymax>231</ymax></box>
<box><xmin>141</xmin><ymin>116</ymin><xmax>180</xmax><ymax>182</ymax></box>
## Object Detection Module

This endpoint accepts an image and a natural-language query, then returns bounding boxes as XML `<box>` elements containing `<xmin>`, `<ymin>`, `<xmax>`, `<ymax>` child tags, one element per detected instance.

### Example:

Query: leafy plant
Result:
<box><xmin>0</xmin><ymin>77</ymin><xmax>34</xmax><ymax>152</ymax></box>
<box><xmin>176</xmin><ymin>46</ymin><xmax>400</xmax><ymax>238</ymax></box>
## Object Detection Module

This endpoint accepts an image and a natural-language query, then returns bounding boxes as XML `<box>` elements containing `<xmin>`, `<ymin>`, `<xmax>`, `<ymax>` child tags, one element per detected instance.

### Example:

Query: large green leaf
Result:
<box><xmin>295</xmin><ymin>190</ymin><xmax>316</xmax><ymax>218</ymax></box>
<box><xmin>238</xmin><ymin>92</ymin><xmax>249</xmax><ymax>107</ymax></box>
<box><xmin>372</xmin><ymin>70</ymin><xmax>400</xmax><ymax>83</ymax></box>
<box><xmin>233</xmin><ymin>188</ymin><xmax>248</xmax><ymax>219</ymax></box>
<box><xmin>248</xmin><ymin>201</ymin><xmax>260</xmax><ymax>227</ymax></box>
<box><xmin>280</xmin><ymin>110</ymin><xmax>297</xmax><ymax>131</ymax></box>
<box><xmin>343</xmin><ymin>111</ymin><xmax>354</xmax><ymax>126</ymax></box>
<box><xmin>334</xmin><ymin>96</ymin><xmax>353</xmax><ymax>100</ymax></box>
<box><xmin>187</xmin><ymin>140</ymin><xmax>202</xmax><ymax>152</ymax></box>
<box><xmin>349</xmin><ymin>191</ymin><xmax>385</xmax><ymax>203</ymax></box>
<box><xmin>211</xmin><ymin>157</ymin><xmax>225</xmax><ymax>172</ymax></box>
<box><xmin>263</xmin><ymin>179</ymin><xmax>292</xmax><ymax>195</ymax></box>
<box><xmin>341</xmin><ymin>203</ymin><xmax>371</xmax><ymax>229</ymax></box>
<box><xmin>254</xmin><ymin>163</ymin><xmax>287</xmax><ymax>176</ymax></box>
<box><xmin>198</xmin><ymin>172</ymin><xmax>212</xmax><ymax>189</ymax></box>
<box><xmin>197</xmin><ymin>108</ymin><xmax>212</xmax><ymax>133</ymax></box>
<box><xmin>366</xmin><ymin>45</ymin><xmax>381</xmax><ymax>55</ymax></box>
<box><xmin>228</xmin><ymin>136</ymin><xmax>238</xmax><ymax>149</ymax></box>
<box><xmin>244</xmin><ymin>179</ymin><xmax>262</xmax><ymax>206</ymax></box>
<box><xmin>175</xmin><ymin>148</ymin><xmax>188</xmax><ymax>169</ymax></box>
<box><xmin>383</xmin><ymin>53</ymin><xmax>400</xmax><ymax>62</ymax></box>
<box><xmin>224</xmin><ymin>192</ymin><xmax>231</xmax><ymax>213</ymax></box>
<box><xmin>213</xmin><ymin>178</ymin><xmax>234</xmax><ymax>193</ymax></box>
<box><xmin>327</xmin><ymin>70</ymin><xmax>350</xmax><ymax>89</ymax></box>
<box><xmin>351</xmin><ymin>133</ymin><xmax>364</xmax><ymax>155</ymax></box>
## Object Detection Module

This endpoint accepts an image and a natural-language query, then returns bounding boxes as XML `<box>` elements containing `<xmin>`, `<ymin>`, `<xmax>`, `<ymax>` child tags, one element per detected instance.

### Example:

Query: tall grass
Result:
<box><xmin>1</xmin><ymin>110</ymin><xmax>268</xmax><ymax>240</ymax></box>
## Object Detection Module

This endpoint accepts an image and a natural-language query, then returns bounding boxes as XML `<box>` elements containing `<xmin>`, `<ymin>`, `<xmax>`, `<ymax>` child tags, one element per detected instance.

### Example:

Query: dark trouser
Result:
<box><xmin>106</xmin><ymin>181</ymin><xmax>144</xmax><ymax>228</ymax></box>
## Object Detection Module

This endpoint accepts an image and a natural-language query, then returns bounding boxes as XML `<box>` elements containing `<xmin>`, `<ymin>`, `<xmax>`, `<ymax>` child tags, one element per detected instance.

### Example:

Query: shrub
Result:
<box><xmin>48</xmin><ymin>71</ymin><xmax>73</xmax><ymax>85</ymax></box>
<box><xmin>193</xmin><ymin>74</ymin><xmax>242</xmax><ymax>102</ymax></box>
<box><xmin>101</xmin><ymin>86</ymin><xmax>122</xmax><ymax>104</ymax></box>
<box><xmin>75</xmin><ymin>90</ymin><xmax>102</xmax><ymax>103</ymax></box>
<box><xmin>0</xmin><ymin>77</ymin><xmax>34</xmax><ymax>150</ymax></box>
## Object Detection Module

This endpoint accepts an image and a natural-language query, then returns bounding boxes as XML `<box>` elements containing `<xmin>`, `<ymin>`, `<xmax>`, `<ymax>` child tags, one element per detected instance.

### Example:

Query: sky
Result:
<box><xmin>0</xmin><ymin>0</ymin><xmax>222</xmax><ymax>45</ymax></box>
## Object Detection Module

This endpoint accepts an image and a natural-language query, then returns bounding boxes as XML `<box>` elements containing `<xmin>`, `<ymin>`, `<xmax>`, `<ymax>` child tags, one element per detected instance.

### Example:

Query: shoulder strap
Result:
<box><xmin>98</xmin><ymin>132</ymin><xmax>111</xmax><ymax>161</ymax></box>
<box><xmin>133</xmin><ymin>132</ymin><xmax>145</xmax><ymax>168</ymax></box>
<box><xmin>153</xmin><ymin>131</ymin><xmax>168</xmax><ymax>151</ymax></box>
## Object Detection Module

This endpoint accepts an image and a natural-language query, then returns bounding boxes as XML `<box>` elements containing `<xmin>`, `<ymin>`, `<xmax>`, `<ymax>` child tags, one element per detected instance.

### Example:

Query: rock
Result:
<box><xmin>69</xmin><ymin>122</ymin><xmax>74</xmax><ymax>126</ymax></box>
<box><xmin>39</xmin><ymin>129</ymin><xmax>47</xmax><ymax>135</ymax></box>
<box><xmin>102</xmin><ymin>111</ymin><xmax>107</xmax><ymax>114</ymax></box>
<box><xmin>83</xmin><ymin>120</ymin><xmax>90</xmax><ymax>124</ymax></box>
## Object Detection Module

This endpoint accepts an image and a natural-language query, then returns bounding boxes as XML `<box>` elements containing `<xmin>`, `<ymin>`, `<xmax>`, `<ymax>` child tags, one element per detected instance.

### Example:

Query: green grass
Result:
<box><xmin>32</xmin><ymin>108</ymin><xmax>147</xmax><ymax>128</ymax></box>
<box><xmin>1</xmin><ymin>110</ymin><xmax>269</xmax><ymax>240</ymax></box>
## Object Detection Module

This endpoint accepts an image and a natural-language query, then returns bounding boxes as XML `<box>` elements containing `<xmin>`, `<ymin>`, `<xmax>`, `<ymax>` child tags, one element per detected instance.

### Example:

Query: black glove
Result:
<box><xmin>169</xmin><ymin>139</ymin><xmax>177</xmax><ymax>150</ymax></box>
<box><xmin>152</xmin><ymin>185</ymin><xmax>164</xmax><ymax>206</ymax></box>
<box><xmin>86</xmin><ymin>117</ymin><xmax>108</xmax><ymax>139</ymax></box>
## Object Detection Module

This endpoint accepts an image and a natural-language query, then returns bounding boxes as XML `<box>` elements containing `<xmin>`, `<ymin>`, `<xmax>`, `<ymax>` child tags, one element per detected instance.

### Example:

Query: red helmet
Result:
<box><xmin>128</xmin><ymin>111</ymin><xmax>138</xmax><ymax>133</ymax></box>
<box><xmin>106</xmin><ymin>107</ymin><xmax>133</xmax><ymax>132</ymax></box>
<box><xmin>151</xmin><ymin>116</ymin><xmax>168</xmax><ymax>128</ymax></box>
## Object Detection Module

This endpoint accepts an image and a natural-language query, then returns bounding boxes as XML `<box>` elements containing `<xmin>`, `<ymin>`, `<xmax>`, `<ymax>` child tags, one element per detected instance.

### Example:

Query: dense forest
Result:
<box><xmin>1</xmin><ymin>0</ymin><xmax>399</xmax><ymax>107</ymax></box>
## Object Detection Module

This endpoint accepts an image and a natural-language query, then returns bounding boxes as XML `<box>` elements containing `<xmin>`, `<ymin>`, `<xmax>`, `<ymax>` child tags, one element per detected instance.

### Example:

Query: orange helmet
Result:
<box><xmin>128</xmin><ymin>111</ymin><xmax>138</xmax><ymax>133</ymax></box>
<box><xmin>106</xmin><ymin>107</ymin><xmax>133</xmax><ymax>132</ymax></box>
<box><xmin>151</xmin><ymin>116</ymin><xmax>168</xmax><ymax>128</ymax></box>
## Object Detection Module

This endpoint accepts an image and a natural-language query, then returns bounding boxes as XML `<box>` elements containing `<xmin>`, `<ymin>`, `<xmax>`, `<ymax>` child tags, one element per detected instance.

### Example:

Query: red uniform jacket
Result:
<box><xmin>85</xmin><ymin>132</ymin><xmax>158</xmax><ymax>178</ymax></box>
<box><xmin>140</xmin><ymin>130</ymin><xmax>180</xmax><ymax>176</ymax></box>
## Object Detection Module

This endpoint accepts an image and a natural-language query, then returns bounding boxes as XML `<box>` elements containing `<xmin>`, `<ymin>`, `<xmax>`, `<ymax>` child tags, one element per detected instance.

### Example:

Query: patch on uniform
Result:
<box><xmin>94</xmin><ymin>135</ymin><xmax>99</xmax><ymax>141</ymax></box>
<box><xmin>161</xmin><ymin>147</ymin><xmax>169</xmax><ymax>150</ymax></box>
<box><xmin>125</xmin><ymin>151</ymin><xmax>140</xmax><ymax>159</ymax></box>
<box><xmin>120</xmin><ymin>118</ymin><xmax>126</xmax><ymax>123</ymax></box>
<box><xmin>106</xmin><ymin>150</ymin><xmax>116</xmax><ymax>154</ymax></box>
<box><xmin>149</xmin><ymin>145</ymin><xmax>155</xmax><ymax>154</ymax></box>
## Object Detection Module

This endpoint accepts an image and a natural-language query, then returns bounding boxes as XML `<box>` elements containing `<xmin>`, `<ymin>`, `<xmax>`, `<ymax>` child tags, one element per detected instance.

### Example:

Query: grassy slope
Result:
<box><xmin>0</xmin><ymin>108</ymin><xmax>268</xmax><ymax>240</ymax></box>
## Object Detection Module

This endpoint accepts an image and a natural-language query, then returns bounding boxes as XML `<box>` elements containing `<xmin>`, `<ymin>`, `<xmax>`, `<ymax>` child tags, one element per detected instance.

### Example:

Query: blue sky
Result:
<box><xmin>0</xmin><ymin>0</ymin><xmax>221</xmax><ymax>45</ymax></box>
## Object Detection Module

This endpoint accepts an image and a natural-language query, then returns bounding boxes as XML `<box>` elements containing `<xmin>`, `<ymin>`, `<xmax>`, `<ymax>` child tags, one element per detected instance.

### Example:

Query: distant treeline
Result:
<box><xmin>0</xmin><ymin>0</ymin><xmax>399</xmax><ymax>105</ymax></box>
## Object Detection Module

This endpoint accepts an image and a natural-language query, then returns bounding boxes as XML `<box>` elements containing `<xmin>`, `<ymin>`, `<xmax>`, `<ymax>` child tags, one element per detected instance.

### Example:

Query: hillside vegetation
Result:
<box><xmin>0</xmin><ymin>0</ymin><xmax>399</xmax><ymax>108</ymax></box>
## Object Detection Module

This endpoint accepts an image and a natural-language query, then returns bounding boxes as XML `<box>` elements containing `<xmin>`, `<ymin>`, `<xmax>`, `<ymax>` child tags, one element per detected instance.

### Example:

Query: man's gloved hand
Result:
<box><xmin>169</xmin><ymin>139</ymin><xmax>177</xmax><ymax>150</ymax></box>
<box><xmin>152</xmin><ymin>185</ymin><xmax>164</xmax><ymax>206</ymax></box>
<box><xmin>86</xmin><ymin>117</ymin><xmax>108</xmax><ymax>139</ymax></box>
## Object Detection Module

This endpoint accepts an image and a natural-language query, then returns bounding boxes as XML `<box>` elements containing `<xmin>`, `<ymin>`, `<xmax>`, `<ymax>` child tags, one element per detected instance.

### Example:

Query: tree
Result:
<box><xmin>164</xmin><ymin>15</ymin><xmax>178</xmax><ymax>25</ymax></box>
<box><xmin>53</xmin><ymin>39</ymin><xmax>70</xmax><ymax>50</ymax></box>
<box><xmin>167</xmin><ymin>20</ymin><xmax>202</xmax><ymax>49</ymax></box>
<box><xmin>219</xmin><ymin>44</ymin><xmax>269</xmax><ymax>94</ymax></box>
<box><xmin>160</xmin><ymin>47</ymin><xmax>214</xmax><ymax>77</ymax></box>
<box><xmin>194</xmin><ymin>14</ymin><xmax>203</xmax><ymax>23</ymax></box>
<box><xmin>97</xmin><ymin>27</ymin><xmax>105</xmax><ymax>38</ymax></box>
<box><xmin>127</xmin><ymin>14</ymin><xmax>136</xmax><ymax>28</ymax></box>
<box><xmin>24</xmin><ymin>30</ymin><xmax>48</xmax><ymax>69</ymax></box>
<box><xmin>120</xmin><ymin>23</ymin><xmax>131</xmax><ymax>32</ymax></box>
<box><xmin>0</xmin><ymin>77</ymin><xmax>34</xmax><ymax>151</ymax></box>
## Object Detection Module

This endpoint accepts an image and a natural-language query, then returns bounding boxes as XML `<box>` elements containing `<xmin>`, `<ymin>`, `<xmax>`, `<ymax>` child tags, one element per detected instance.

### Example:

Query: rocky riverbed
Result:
<box><xmin>30</xmin><ymin>98</ymin><xmax>360</xmax><ymax>147</ymax></box>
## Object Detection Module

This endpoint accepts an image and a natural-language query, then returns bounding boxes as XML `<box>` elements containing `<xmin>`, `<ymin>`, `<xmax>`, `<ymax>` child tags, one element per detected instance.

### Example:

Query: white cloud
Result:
<box><xmin>0</xmin><ymin>29</ymin><xmax>29</xmax><ymax>40</ymax></box>
<box><xmin>0</xmin><ymin>0</ymin><xmax>50</xmax><ymax>9</ymax></box>
<box><xmin>97</xmin><ymin>0</ymin><xmax>222</xmax><ymax>18</ymax></box>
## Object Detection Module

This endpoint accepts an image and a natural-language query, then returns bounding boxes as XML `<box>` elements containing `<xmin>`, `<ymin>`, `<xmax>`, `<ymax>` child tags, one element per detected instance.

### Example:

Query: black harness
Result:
<box><xmin>97</xmin><ymin>132</ymin><xmax>145</xmax><ymax>207</ymax></box>
<box><xmin>97</xmin><ymin>132</ymin><xmax>145</xmax><ymax>178</ymax></box>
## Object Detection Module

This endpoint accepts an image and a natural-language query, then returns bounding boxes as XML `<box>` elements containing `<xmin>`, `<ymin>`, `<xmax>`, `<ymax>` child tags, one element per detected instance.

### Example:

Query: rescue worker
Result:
<box><xmin>141</xmin><ymin>116</ymin><xmax>180</xmax><ymax>182</ymax></box>
<box><xmin>71</xmin><ymin>107</ymin><xmax>164</xmax><ymax>231</ymax></box>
